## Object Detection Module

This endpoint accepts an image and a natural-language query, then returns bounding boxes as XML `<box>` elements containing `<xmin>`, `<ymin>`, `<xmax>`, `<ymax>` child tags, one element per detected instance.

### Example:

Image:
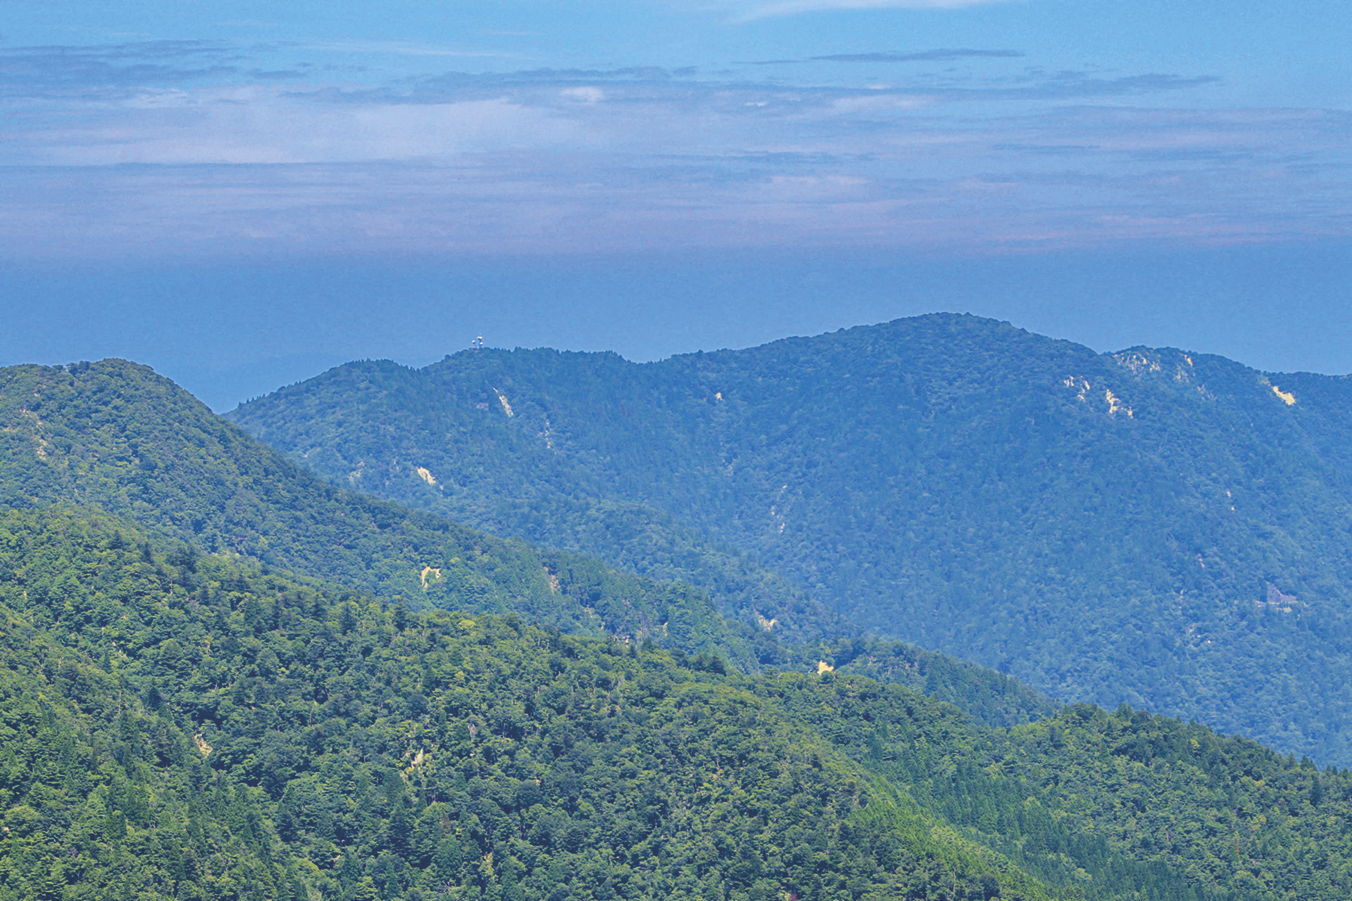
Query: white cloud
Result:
<box><xmin>828</xmin><ymin>93</ymin><xmax>931</xmax><ymax>114</ymax></box>
<box><xmin>734</xmin><ymin>0</ymin><xmax>1021</xmax><ymax>20</ymax></box>
<box><xmin>17</xmin><ymin>89</ymin><xmax>582</xmax><ymax>166</ymax></box>
<box><xmin>561</xmin><ymin>86</ymin><xmax>606</xmax><ymax>104</ymax></box>
<box><xmin>1</xmin><ymin>51</ymin><xmax>1346</xmax><ymax>261</ymax></box>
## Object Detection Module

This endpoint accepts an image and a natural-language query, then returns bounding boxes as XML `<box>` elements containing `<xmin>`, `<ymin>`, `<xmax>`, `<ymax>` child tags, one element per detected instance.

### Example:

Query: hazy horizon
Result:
<box><xmin>2</xmin><ymin>0</ymin><xmax>1348</xmax><ymax>409</ymax></box>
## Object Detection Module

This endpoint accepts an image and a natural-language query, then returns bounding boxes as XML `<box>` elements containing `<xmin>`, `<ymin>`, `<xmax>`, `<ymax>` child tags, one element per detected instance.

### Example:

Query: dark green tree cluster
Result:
<box><xmin>0</xmin><ymin>507</ymin><xmax>1351</xmax><ymax>899</ymax></box>
<box><xmin>803</xmin><ymin>635</ymin><xmax>1059</xmax><ymax>728</ymax></box>
<box><xmin>768</xmin><ymin>674</ymin><xmax>1352</xmax><ymax>901</ymax></box>
<box><xmin>0</xmin><ymin>507</ymin><xmax>1055</xmax><ymax>901</ymax></box>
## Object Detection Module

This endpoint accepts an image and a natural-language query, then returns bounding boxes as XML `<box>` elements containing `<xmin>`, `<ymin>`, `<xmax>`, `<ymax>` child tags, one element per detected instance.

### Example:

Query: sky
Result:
<box><xmin>1</xmin><ymin>0</ymin><xmax>1349</xmax><ymax>410</ymax></box>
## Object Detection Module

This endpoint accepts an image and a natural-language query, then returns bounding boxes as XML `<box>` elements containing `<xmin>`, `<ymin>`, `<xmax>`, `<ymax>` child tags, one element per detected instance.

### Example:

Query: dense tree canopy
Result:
<box><xmin>0</xmin><ymin>360</ymin><xmax>748</xmax><ymax>664</ymax></box>
<box><xmin>0</xmin><ymin>508</ymin><xmax>1349</xmax><ymax>900</ymax></box>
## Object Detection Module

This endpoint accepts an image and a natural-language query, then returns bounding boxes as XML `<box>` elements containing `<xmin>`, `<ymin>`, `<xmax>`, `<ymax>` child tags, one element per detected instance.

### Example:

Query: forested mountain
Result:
<box><xmin>230</xmin><ymin>314</ymin><xmax>1352</xmax><ymax>764</ymax></box>
<box><xmin>0</xmin><ymin>359</ymin><xmax>1061</xmax><ymax>727</ymax></box>
<box><xmin>7</xmin><ymin>346</ymin><xmax>1352</xmax><ymax>899</ymax></box>
<box><xmin>1</xmin><ymin>505</ymin><xmax>1351</xmax><ymax>901</ymax></box>
<box><xmin>0</xmin><ymin>359</ymin><xmax>750</xmax><ymax>664</ymax></box>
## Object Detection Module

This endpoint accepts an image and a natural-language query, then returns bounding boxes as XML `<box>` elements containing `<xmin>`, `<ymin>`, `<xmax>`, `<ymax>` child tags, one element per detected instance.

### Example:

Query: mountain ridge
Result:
<box><xmin>230</xmin><ymin>313</ymin><xmax>1352</xmax><ymax>764</ymax></box>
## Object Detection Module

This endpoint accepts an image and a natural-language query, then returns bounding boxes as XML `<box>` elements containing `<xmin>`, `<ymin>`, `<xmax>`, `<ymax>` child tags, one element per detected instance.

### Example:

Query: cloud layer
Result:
<box><xmin>1</xmin><ymin>38</ymin><xmax>1347</xmax><ymax>261</ymax></box>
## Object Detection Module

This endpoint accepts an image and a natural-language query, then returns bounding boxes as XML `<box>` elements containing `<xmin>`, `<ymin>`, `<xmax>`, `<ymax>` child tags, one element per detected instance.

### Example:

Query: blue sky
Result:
<box><xmin>2</xmin><ymin>0</ymin><xmax>1349</xmax><ymax>409</ymax></box>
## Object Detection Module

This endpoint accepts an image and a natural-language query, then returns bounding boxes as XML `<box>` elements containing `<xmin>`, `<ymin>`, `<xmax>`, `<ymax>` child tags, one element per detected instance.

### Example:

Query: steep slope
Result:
<box><xmin>220</xmin><ymin>356</ymin><xmax>827</xmax><ymax>640</ymax></box>
<box><xmin>0</xmin><ymin>358</ymin><xmax>1056</xmax><ymax>731</ymax></box>
<box><xmin>2</xmin><ymin>506</ymin><xmax>1351</xmax><ymax>900</ymax></box>
<box><xmin>230</xmin><ymin>314</ymin><xmax>1352</xmax><ymax>763</ymax></box>
<box><xmin>0</xmin><ymin>360</ymin><xmax>741</xmax><ymax>663</ymax></box>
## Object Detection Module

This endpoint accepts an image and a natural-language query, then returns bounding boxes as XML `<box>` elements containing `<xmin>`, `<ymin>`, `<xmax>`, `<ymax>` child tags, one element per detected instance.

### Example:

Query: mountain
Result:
<box><xmin>0</xmin><ymin>506</ymin><xmax>1035</xmax><ymax>901</ymax></box>
<box><xmin>0</xmin><ymin>358</ymin><xmax>1058</xmax><ymax>729</ymax></box>
<box><xmin>222</xmin><ymin>353</ymin><xmax>829</xmax><ymax>642</ymax></box>
<box><xmin>0</xmin><ymin>359</ymin><xmax>748</xmax><ymax>663</ymax></box>
<box><xmin>230</xmin><ymin>314</ymin><xmax>1352</xmax><ymax>764</ymax></box>
<box><xmin>3</xmin><ymin>348</ymin><xmax>1352</xmax><ymax>899</ymax></box>
<box><xmin>1</xmin><ymin>505</ymin><xmax>1351</xmax><ymax>900</ymax></box>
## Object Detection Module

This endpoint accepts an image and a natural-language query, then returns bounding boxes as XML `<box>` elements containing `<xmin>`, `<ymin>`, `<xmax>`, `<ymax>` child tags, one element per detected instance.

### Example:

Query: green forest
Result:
<box><xmin>4</xmin><ymin>343</ymin><xmax>1352</xmax><ymax>899</ymax></box>
<box><xmin>0</xmin><ymin>360</ymin><xmax>752</xmax><ymax>664</ymax></box>
<box><xmin>0</xmin><ymin>506</ymin><xmax>1350</xmax><ymax>901</ymax></box>
<box><xmin>229</xmin><ymin>314</ymin><xmax>1352</xmax><ymax>764</ymax></box>
<box><xmin>0</xmin><ymin>357</ymin><xmax>1056</xmax><ymax>724</ymax></box>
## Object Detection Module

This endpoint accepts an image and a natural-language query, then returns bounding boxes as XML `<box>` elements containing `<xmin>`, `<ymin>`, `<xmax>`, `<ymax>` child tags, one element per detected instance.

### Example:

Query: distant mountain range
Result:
<box><xmin>229</xmin><ymin>313</ymin><xmax>1352</xmax><ymax>764</ymax></box>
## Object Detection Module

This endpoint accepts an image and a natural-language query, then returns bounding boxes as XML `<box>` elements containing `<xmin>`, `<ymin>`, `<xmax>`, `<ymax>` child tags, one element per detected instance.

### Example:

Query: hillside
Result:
<box><xmin>0</xmin><ymin>507</ymin><xmax>1037</xmax><ymax>901</ymax></box>
<box><xmin>0</xmin><ymin>360</ymin><xmax>756</xmax><ymax>662</ymax></box>
<box><xmin>230</xmin><ymin>314</ymin><xmax>1352</xmax><ymax>764</ymax></box>
<box><xmin>0</xmin><ymin>506</ymin><xmax>1349</xmax><ymax>900</ymax></box>
<box><xmin>7</xmin><ymin>347</ymin><xmax>1352</xmax><ymax>897</ymax></box>
<box><xmin>229</xmin><ymin>355</ymin><xmax>829</xmax><ymax>642</ymax></box>
<box><xmin>0</xmin><ymin>359</ymin><xmax>1061</xmax><ymax>729</ymax></box>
